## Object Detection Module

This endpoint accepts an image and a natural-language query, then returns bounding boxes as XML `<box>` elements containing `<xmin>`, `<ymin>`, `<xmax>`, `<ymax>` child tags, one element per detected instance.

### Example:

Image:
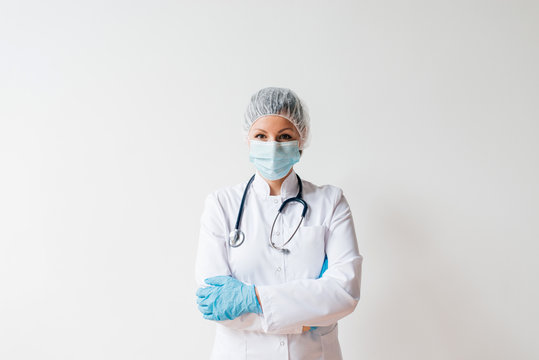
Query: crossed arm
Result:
<box><xmin>196</xmin><ymin>257</ymin><xmax>328</xmax><ymax>333</ymax></box>
<box><xmin>194</xmin><ymin>190</ymin><xmax>362</xmax><ymax>334</ymax></box>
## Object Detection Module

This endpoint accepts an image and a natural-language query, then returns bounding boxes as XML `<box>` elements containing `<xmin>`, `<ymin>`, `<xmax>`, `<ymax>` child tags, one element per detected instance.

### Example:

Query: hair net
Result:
<box><xmin>243</xmin><ymin>87</ymin><xmax>310</xmax><ymax>149</ymax></box>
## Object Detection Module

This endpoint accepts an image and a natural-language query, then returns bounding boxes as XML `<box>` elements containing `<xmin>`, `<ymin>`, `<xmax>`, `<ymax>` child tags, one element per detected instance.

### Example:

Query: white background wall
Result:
<box><xmin>1</xmin><ymin>1</ymin><xmax>538</xmax><ymax>359</ymax></box>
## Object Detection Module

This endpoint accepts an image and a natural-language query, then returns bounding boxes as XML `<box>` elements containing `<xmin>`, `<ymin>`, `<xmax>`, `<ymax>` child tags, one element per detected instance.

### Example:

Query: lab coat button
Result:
<box><xmin>275</xmin><ymin>231</ymin><xmax>280</xmax><ymax>236</ymax></box>
<box><xmin>280</xmin><ymin>341</ymin><xmax>285</xmax><ymax>346</ymax></box>
<box><xmin>276</xmin><ymin>267</ymin><xmax>281</xmax><ymax>272</ymax></box>
<box><xmin>273</xmin><ymin>199</ymin><xmax>279</xmax><ymax>204</ymax></box>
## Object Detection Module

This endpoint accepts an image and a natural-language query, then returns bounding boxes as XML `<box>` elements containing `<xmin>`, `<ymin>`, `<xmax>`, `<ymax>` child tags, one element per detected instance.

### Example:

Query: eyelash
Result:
<box><xmin>255</xmin><ymin>134</ymin><xmax>293</xmax><ymax>140</ymax></box>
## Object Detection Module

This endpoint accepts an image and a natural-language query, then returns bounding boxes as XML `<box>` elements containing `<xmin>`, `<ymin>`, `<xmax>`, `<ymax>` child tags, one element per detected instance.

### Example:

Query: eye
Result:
<box><xmin>278</xmin><ymin>133</ymin><xmax>293</xmax><ymax>140</ymax></box>
<box><xmin>254</xmin><ymin>133</ymin><xmax>266</xmax><ymax>139</ymax></box>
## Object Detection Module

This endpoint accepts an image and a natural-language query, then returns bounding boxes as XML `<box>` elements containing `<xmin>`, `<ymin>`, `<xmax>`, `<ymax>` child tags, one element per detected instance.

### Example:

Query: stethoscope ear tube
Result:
<box><xmin>279</xmin><ymin>198</ymin><xmax>308</xmax><ymax>217</ymax></box>
<box><xmin>269</xmin><ymin>211</ymin><xmax>305</xmax><ymax>253</ymax></box>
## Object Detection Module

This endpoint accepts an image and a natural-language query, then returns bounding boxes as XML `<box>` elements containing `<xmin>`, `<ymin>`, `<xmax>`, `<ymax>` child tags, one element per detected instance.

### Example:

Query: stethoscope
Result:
<box><xmin>228</xmin><ymin>173</ymin><xmax>309</xmax><ymax>253</ymax></box>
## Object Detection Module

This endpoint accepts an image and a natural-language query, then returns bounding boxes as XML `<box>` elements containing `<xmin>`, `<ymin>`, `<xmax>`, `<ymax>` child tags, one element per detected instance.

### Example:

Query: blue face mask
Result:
<box><xmin>249</xmin><ymin>140</ymin><xmax>300</xmax><ymax>180</ymax></box>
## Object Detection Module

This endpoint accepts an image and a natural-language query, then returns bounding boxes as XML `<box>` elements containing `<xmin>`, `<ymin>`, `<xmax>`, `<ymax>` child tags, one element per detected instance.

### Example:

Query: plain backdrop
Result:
<box><xmin>1</xmin><ymin>1</ymin><xmax>538</xmax><ymax>359</ymax></box>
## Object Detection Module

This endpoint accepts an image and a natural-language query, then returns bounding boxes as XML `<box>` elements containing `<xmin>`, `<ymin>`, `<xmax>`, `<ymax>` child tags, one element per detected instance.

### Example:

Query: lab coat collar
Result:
<box><xmin>252</xmin><ymin>168</ymin><xmax>300</xmax><ymax>198</ymax></box>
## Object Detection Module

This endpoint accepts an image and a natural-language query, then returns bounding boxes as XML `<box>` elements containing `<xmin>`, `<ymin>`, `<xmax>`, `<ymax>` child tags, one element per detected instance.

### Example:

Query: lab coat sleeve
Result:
<box><xmin>194</xmin><ymin>192</ymin><xmax>304</xmax><ymax>335</ymax></box>
<box><xmin>256</xmin><ymin>188</ymin><xmax>363</xmax><ymax>333</ymax></box>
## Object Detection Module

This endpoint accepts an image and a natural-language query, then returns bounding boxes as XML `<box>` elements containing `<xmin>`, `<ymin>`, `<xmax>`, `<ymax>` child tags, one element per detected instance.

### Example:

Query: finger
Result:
<box><xmin>198</xmin><ymin>304</ymin><xmax>212</xmax><ymax>315</ymax></box>
<box><xmin>204</xmin><ymin>275</ymin><xmax>231</xmax><ymax>286</ymax></box>
<box><xmin>203</xmin><ymin>313</ymin><xmax>220</xmax><ymax>321</ymax></box>
<box><xmin>196</xmin><ymin>286</ymin><xmax>214</xmax><ymax>297</ymax></box>
<box><xmin>197</xmin><ymin>296</ymin><xmax>212</xmax><ymax>306</ymax></box>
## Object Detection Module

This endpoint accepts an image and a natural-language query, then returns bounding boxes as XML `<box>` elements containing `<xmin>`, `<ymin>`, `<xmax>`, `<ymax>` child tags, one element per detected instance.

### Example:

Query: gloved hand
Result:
<box><xmin>196</xmin><ymin>275</ymin><xmax>262</xmax><ymax>321</ymax></box>
<box><xmin>308</xmin><ymin>255</ymin><xmax>329</xmax><ymax>332</ymax></box>
<box><xmin>319</xmin><ymin>255</ymin><xmax>328</xmax><ymax>278</ymax></box>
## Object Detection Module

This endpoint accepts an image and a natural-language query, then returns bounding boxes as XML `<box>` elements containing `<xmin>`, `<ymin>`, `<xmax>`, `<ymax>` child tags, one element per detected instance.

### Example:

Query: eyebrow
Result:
<box><xmin>278</xmin><ymin>128</ymin><xmax>294</xmax><ymax>133</ymax></box>
<box><xmin>252</xmin><ymin>128</ymin><xmax>294</xmax><ymax>133</ymax></box>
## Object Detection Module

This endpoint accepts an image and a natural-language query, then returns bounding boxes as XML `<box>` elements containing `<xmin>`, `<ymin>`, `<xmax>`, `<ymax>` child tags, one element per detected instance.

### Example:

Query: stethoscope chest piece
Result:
<box><xmin>229</xmin><ymin>229</ymin><xmax>245</xmax><ymax>247</ymax></box>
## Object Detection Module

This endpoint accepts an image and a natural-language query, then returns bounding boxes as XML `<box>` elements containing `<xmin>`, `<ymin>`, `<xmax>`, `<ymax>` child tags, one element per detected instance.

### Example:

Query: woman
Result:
<box><xmin>195</xmin><ymin>87</ymin><xmax>363</xmax><ymax>360</ymax></box>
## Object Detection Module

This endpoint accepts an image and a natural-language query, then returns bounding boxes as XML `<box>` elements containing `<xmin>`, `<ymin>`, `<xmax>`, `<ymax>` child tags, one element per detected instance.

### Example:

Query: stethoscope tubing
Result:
<box><xmin>229</xmin><ymin>173</ymin><xmax>308</xmax><ymax>252</ymax></box>
<box><xmin>234</xmin><ymin>174</ymin><xmax>256</xmax><ymax>231</ymax></box>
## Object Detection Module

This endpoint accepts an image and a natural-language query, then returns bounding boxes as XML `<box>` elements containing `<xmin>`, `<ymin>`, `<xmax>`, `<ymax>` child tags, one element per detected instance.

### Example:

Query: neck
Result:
<box><xmin>263</xmin><ymin>168</ymin><xmax>293</xmax><ymax>195</ymax></box>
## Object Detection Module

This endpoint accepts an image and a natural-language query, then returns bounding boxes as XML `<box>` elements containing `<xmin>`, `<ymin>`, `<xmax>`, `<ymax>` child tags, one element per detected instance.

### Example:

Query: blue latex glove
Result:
<box><xmin>196</xmin><ymin>275</ymin><xmax>262</xmax><ymax>321</ymax></box>
<box><xmin>309</xmin><ymin>255</ymin><xmax>328</xmax><ymax>332</ymax></box>
<box><xmin>319</xmin><ymin>255</ymin><xmax>328</xmax><ymax>277</ymax></box>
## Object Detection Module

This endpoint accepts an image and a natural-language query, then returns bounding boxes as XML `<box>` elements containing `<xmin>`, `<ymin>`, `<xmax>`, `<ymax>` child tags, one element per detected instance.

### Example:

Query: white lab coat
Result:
<box><xmin>195</xmin><ymin>169</ymin><xmax>363</xmax><ymax>360</ymax></box>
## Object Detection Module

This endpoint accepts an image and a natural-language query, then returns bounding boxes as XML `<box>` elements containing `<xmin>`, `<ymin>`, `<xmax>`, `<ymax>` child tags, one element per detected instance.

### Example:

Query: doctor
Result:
<box><xmin>195</xmin><ymin>87</ymin><xmax>363</xmax><ymax>360</ymax></box>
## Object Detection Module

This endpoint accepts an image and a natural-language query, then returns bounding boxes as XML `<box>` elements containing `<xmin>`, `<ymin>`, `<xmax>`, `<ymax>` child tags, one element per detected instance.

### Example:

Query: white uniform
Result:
<box><xmin>195</xmin><ymin>169</ymin><xmax>363</xmax><ymax>360</ymax></box>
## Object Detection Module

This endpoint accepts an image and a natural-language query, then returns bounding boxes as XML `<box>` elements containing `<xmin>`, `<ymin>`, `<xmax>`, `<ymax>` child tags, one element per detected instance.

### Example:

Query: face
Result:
<box><xmin>247</xmin><ymin>115</ymin><xmax>302</xmax><ymax>148</ymax></box>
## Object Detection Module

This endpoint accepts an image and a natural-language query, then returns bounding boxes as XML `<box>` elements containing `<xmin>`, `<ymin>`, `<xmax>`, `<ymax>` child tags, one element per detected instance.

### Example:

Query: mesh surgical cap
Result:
<box><xmin>243</xmin><ymin>87</ymin><xmax>311</xmax><ymax>149</ymax></box>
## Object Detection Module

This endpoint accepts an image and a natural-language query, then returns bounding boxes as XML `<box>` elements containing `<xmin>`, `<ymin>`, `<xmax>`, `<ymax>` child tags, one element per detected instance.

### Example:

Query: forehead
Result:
<box><xmin>249</xmin><ymin>115</ymin><xmax>297</xmax><ymax>132</ymax></box>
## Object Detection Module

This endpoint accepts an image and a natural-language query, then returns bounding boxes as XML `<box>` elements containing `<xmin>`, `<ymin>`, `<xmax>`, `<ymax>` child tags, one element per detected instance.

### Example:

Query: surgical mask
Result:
<box><xmin>249</xmin><ymin>140</ymin><xmax>300</xmax><ymax>180</ymax></box>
